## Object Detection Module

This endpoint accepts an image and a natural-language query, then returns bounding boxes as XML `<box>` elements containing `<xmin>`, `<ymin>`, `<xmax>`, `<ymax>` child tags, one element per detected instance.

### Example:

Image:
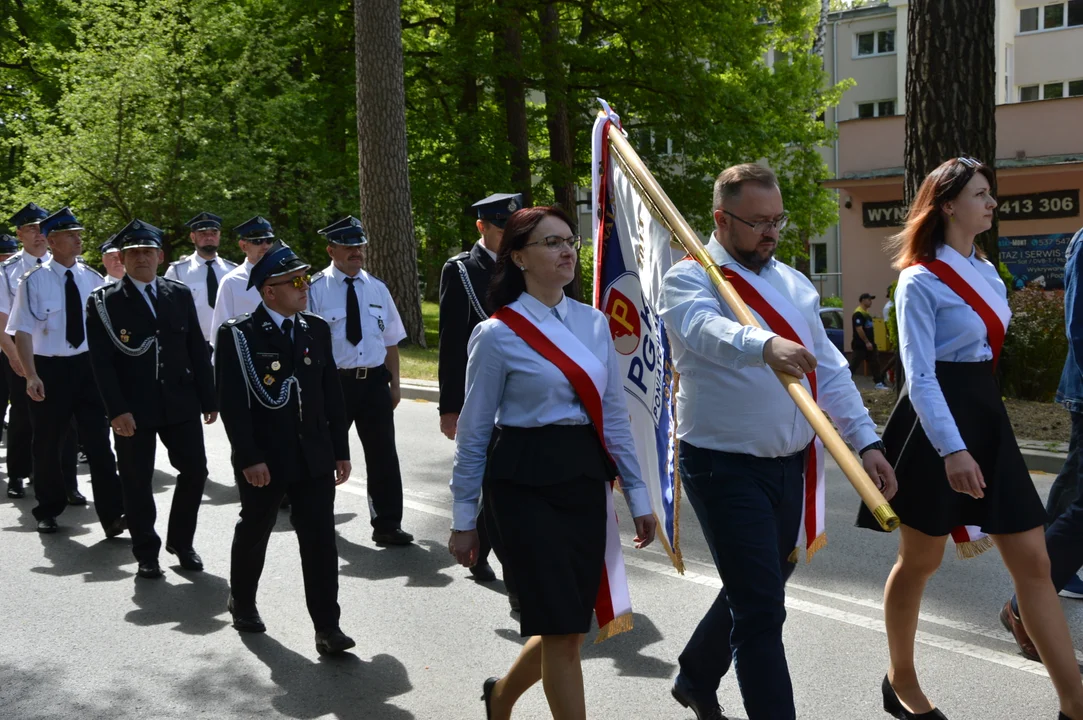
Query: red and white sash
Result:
<box><xmin>492</xmin><ymin>300</ymin><xmax>634</xmax><ymax>641</ymax></box>
<box><xmin>915</xmin><ymin>248</ymin><xmax>1011</xmax><ymax>557</ymax></box>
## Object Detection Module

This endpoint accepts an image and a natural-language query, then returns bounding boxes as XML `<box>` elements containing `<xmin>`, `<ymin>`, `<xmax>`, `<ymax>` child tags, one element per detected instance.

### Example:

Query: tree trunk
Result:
<box><xmin>812</xmin><ymin>0</ymin><xmax>830</xmax><ymax>61</ymax></box>
<box><xmin>354</xmin><ymin>0</ymin><xmax>425</xmax><ymax>346</ymax></box>
<box><xmin>494</xmin><ymin>0</ymin><xmax>532</xmax><ymax>206</ymax></box>
<box><xmin>904</xmin><ymin>0</ymin><xmax>999</xmax><ymax>265</ymax></box>
<box><xmin>455</xmin><ymin>0</ymin><xmax>483</xmax><ymax>253</ymax></box>
<box><xmin>538</xmin><ymin>2</ymin><xmax>575</xmax><ymax>215</ymax></box>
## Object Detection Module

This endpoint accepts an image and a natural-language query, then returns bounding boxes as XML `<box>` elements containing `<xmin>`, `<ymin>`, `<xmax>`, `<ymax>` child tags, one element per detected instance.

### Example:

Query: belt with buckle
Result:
<box><xmin>339</xmin><ymin>365</ymin><xmax>382</xmax><ymax>380</ymax></box>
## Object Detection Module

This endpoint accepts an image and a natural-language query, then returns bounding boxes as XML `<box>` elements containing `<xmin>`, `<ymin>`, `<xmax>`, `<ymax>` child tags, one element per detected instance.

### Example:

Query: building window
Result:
<box><xmin>1045</xmin><ymin>81</ymin><xmax>1065</xmax><ymax>99</ymax></box>
<box><xmin>855</xmin><ymin>29</ymin><xmax>895</xmax><ymax>56</ymax></box>
<box><xmin>1022</xmin><ymin>79</ymin><xmax>1083</xmax><ymax>100</ymax></box>
<box><xmin>1070</xmin><ymin>79</ymin><xmax>1083</xmax><ymax>96</ymax></box>
<box><xmin>1020</xmin><ymin>2</ymin><xmax>1083</xmax><ymax>32</ymax></box>
<box><xmin>857</xmin><ymin>100</ymin><xmax>896</xmax><ymax>118</ymax></box>
<box><xmin>1020</xmin><ymin>84</ymin><xmax>1040</xmax><ymax>101</ymax></box>
<box><xmin>811</xmin><ymin>243</ymin><xmax>828</xmax><ymax>275</ymax></box>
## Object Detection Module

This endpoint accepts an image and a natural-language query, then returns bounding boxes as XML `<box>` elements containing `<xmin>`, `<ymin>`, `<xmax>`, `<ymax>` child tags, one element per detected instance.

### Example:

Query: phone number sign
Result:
<box><xmin>998</xmin><ymin>233</ymin><xmax>1074</xmax><ymax>290</ymax></box>
<box><xmin>998</xmin><ymin>190</ymin><xmax>1078</xmax><ymax>221</ymax></box>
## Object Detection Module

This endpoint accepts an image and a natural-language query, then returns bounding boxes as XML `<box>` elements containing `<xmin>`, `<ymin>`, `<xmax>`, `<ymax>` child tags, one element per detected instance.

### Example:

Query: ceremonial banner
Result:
<box><xmin>591</xmin><ymin>100</ymin><xmax>684</xmax><ymax>572</ymax></box>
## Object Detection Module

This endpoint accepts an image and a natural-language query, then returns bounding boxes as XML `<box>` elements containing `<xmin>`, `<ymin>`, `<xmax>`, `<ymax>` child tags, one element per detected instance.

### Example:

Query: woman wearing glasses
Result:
<box><xmin>857</xmin><ymin>158</ymin><xmax>1083</xmax><ymax>720</ymax></box>
<box><xmin>448</xmin><ymin>205</ymin><xmax>657</xmax><ymax>720</ymax></box>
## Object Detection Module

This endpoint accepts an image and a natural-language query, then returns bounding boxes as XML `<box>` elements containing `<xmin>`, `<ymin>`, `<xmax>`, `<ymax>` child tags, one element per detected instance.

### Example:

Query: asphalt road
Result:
<box><xmin>0</xmin><ymin>397</ymin><xmax>1078</xmax><ymax>719</ymax></box>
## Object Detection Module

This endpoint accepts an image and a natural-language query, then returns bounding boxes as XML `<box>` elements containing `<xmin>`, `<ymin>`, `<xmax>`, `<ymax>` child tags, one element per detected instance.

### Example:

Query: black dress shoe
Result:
<box><xmin>481</xmin><ymin>677</ymin><xmax>498</xmax><ymax>720</ymax></box>
<box><xmin>314</xmin><ymin>628</ymin><xmax>356</xmax><ymax>655</ymax></box>
<box><xmin>227</xmin><ymin>595</ymin><xmax>266</xmax><ymax>633</ymax></box>
<box><xmin>66</xmin><ymin>489</ymin><xmax>87</xmax><ymax>506</ymax></box>
<box><xmin>7</xmin><ymin>478</ymin><xmax>26</xmax><ymax>498</ymax></box>
<box><xmin>372</xmin><ymin>528</ymin><xmax>414</xmax><ymax>546</ymax></box>
<box><xmin>470</xmin><ymin>560</ymin><xmax>497</xmax><ymax>583</ymax></box>
<box><xmin>104</xmin><ymin>516</ymin><xmax>128</xmax><ymax>539</ymax></box>
<box><xmin>882</xmin><ymin>676</ymin><xmax>949</xmax><ymax>719</ymax></box>
<box><xmin>508</xmin><ymin>592</ymin><xmax>521</xmax><ymax>614</ymax></box>
<box><xmin>671</xmin><ymin>676</ymin><xmax>728</xmax><ymax>720</ymax></box>
<box><xmin>165</xmin><ymin>545</ymin><xmax>204</xmax><ymax>572</ymax></box>
<box><xmin>36</xmin><ymin>517</ymin><xmax>58</xmax><ymax>534</ymax></box>
<box><xmin>137</xmin><ymin>561</ymin><xmax>164</xmax><ymax>579</ymax></box>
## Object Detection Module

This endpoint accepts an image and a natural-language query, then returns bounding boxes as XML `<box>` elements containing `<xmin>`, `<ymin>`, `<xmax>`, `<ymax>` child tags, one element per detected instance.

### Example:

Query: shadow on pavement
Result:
<box><xmin>237</xmin><ymin>633</ymin><xmax>414</xmax><ymax>719</ymax></box>
<box><xmin>337</xmin><ymin>536</ymin><xmax>454</xmax><ymax>588</ymax></box>
<box><xmin>124</xmin><ymin>571</ymin><xmax>232</xmax><ymax>635</ymax></box>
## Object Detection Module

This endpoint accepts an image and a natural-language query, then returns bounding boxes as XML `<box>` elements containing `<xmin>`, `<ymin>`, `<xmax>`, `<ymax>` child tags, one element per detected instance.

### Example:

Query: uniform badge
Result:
<box><xmin>271</xmin><ymin>361</ymin><xmax>281</xmax><ymax>371</ymax></box>
<box><xmin>263</xmin><ymin>374</ymin><xmax>275</xmax><ymax>385</ymax></box>
<box><xmin>377</xmin><ymin>318</ymin><xmax>385</xmax><ymax>332</ymax></box>
<box><xmin>304</xmin><ymin>357</ymin><xmax>312</xmax><ymax>365</ymax></box>
<box><xmin>508</xmin><ymin>198</ymin><xmax>519</xmax><ymax>212</ymax></box>
<box><xmin>120</xmin><ymin>329</ymin><xmax>130</xmax><ymax>343</ymax></box>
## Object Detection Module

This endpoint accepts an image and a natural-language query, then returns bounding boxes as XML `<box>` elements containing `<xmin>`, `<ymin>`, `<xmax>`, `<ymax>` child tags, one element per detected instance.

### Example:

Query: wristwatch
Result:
<box><xmin>859</xmin><ymin>440</ymin><xmax>887</xmax><ymax>457</ymax></box>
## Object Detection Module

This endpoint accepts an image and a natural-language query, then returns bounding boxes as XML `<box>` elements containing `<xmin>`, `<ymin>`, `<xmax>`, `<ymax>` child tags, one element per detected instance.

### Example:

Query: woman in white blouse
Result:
<box><xmin>448</xmin><ymin>206</ymin><xmax>656</xmax><ymax>720</ymax></box>
<box><xmin>858</xmin><ymin>158</ymin><xmax>1083</xmax><ymax>720</ymax></box>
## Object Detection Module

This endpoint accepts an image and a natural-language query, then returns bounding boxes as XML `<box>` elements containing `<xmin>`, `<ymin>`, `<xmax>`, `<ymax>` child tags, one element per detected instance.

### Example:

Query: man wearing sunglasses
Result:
<box><xmin>215</xmin><ymin>240</ymin><xmax>354</xmax><ymax>655</ymax></box>
<box><xmin>208</xmin><ymin>216</ymin><xmax>276</xmax><ymax>349</ymax></box>
<box><xmin>164</xmin><ymin>212</ymin><xmax>238</xmax><ymax>348</ymax></box>
<box><xmin>307</xmin><ymin>215</ymin><xmax>412</xmax><ymax>547</ymax></box>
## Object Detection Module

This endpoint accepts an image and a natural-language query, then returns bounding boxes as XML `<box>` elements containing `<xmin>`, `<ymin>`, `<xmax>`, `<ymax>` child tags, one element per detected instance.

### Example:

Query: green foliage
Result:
<box><xmin>579</xmin><ymin>241</ymin><xmax>595</xmax><ymax>305</ymax></box>
<box><xmin>1001</xmin><ymin>287</ymin><xmax>1067</xmax><ymax>401</ymax></box>
<box><xmin>821</xmin><ymin>295</ymin><xmax>843</xmax><ymax>308</ymax></box>
<box><xmin>998</xmin><ymin>261</ymin><xmax>1015</xmax><ymax>292</ymax></box>
<box><xmin>885</xmin><ymin>280</ymin><xmax>899</xmax><ymax>350</ymax></box>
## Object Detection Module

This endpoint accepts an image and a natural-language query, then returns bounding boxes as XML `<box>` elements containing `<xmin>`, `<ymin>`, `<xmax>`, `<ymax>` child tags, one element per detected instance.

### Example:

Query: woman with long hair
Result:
<box><xmin>448</xmin><ymin>205</ymin><xmax>657</xmax><ymax>720</ymax></box>
<box><xmin>858</xmin><ymin>157</ymin><xmax>1083</xmax><ymax>719</ymax></box>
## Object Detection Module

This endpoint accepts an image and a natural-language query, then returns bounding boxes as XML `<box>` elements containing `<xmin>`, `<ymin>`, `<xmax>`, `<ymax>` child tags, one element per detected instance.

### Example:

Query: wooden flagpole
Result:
<box><xmin>603</xmin><ymin>117</ymin><xmax>899</xmax><ymax>532</ymax></box>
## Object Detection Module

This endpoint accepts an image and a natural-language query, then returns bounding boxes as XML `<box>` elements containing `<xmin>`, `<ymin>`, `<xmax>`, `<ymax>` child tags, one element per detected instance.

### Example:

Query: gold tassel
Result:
<box><xmin>787</xmin><ymin>547</ymin><xmax>799</xmax><ymax>564</ymax></box>
<box><xmin>594</xmin><ymin>613</ymin><xmax>635</xmax><ymax>644</ymax></box>
<box><xmin>955</xmin><ymin>535</ymin><xmax>994</xmax><ymax>559</ymax></box>
<box><xmin>805</xmin><ymin>533</ymin><xmax>828</xmax><ymax>563</ymax></box>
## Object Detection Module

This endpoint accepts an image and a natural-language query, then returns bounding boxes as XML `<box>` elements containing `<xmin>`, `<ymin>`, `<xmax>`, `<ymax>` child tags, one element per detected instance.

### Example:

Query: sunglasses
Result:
<box><xmin>268</xmin><ymin>274</ymin><xmax>311</xmax><ymax>290</ymax></box>
<box><xmin>244</xmin><ymin>237</ymin><xmax>275</xmax><ymax>245</ymax></box>
<box><xmin>957</xmin><ymin>156</ymin><xmax>982</xmax><ymax>168</ymax></box>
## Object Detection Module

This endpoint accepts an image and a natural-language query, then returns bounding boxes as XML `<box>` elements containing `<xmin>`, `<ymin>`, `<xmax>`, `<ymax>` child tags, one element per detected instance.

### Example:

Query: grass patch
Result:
<box><xmin>399</xmin><ymin>301</ymin><xmax>440</xmax><ymax>381</ymax></box>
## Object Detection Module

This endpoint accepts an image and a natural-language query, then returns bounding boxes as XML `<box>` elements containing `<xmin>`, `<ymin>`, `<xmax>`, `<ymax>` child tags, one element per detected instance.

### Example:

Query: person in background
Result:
<box><xmin>208</xmin><ymin>216</ymin><xmax>275</xmax><ymax>347</ymax></box>
<box><xmin>0</xmin><ymin>234</ymin><xmax>15</xmax><ymax>459</ymax></box>
<box><xmin>164</xmin><ymin>212</ymin><xmax>237</xmax><ymax>349</ymax></box>
<box><xmin>101</xmin><ymin>237</ymin><xmax>125</xmax><ymax>283</ymax></box>
<box><xmin>850</xmin><ymin>292</ymin><xmax>889</xmax><ymax>390</ymax></box>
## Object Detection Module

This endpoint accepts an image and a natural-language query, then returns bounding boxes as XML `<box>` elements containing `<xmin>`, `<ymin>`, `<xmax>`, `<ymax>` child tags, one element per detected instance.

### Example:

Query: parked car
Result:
<box><xmin>819</xmin><ymin>307</ymin><xmax>845</xmax><ymax>353</ymax></box>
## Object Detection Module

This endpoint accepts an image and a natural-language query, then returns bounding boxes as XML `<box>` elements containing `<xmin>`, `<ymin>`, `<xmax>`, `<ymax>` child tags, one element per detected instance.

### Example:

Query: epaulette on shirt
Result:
<box><xmin>309</xmin><ymin>269</ymin><xmax>327</xmax><ymax>282</ymax></box>
<box><xmin>443</xmin><ymin>251</ymin><xmax>470</xmax><ymax>268</ymax></box>
<box><xmin>225</xmin><ymin>313</ymin><xmax>251</xmax><ymax>327</ymax></box>
<box><xmin>75</xmin><ymin>257</ymin><xmax>104</xmax><ymax>279</ymax></box>
<box><xmin>168</xmin><ymin>259</ymin><xmax>186</xmax><ymax>268</ymax></box>
<box><xmin>0</xmin><ymin>255</ymin><xmax>21</xmax><ymax>270</ymax></box>
<box><xmin>19</xmin><ymin>263</ymin><xmax>44</xmax><ymax>282</ymax></box>
<box><xmin>222</xmin><ymin>257</ymin><xmax>239</xmax><ymax>268</ymax></box>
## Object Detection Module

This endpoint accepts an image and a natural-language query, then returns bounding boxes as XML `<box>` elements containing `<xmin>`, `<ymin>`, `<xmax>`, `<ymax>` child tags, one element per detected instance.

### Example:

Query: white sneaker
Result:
<box><xmin>1059</xmin><ymin>574</ymin><xmax>1083</xmax><ymax>599</ymax></box>
<box><xmin>874</xmin><ymin>382</ymin><xmax>890</xmax><ymax>390</ymax></box>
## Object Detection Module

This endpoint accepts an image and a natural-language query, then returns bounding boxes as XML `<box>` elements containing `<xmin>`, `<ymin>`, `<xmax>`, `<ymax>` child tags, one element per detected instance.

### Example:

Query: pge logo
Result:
<box><xmin>603</xmin><ymin>273</ymin><xmax>643</xmax><ymax>355</ymax></box>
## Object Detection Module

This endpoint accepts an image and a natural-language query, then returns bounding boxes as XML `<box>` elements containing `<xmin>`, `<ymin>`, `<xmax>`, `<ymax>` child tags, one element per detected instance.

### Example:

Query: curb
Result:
<box><xmin>401</xmin><ymin>379</ymin><xmax>439</xmax><ymax>403</ymax></box>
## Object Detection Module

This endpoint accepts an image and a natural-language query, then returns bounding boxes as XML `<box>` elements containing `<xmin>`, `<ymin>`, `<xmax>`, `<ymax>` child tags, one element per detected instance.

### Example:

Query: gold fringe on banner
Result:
<box><xmin>594</xmin><ymin>612</ymin><xmax>635</xmax><ymax>644</ymax></box>
<box><xmin>955</xmin><ymin>535</ymin><xmax>995</xmax><ymax>559</ymax></box>
<box><xmin>805</xmin><ymin>533</ymin><xmax>828</xmax><ymax>562</ymax></box>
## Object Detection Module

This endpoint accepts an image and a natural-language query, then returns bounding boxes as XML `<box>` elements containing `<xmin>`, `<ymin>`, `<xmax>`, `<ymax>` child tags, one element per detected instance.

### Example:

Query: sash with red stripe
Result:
<box><xmin>491</xmin><ymin>306</ymin><xmax>632</xmax><ymax>640</ymax></box>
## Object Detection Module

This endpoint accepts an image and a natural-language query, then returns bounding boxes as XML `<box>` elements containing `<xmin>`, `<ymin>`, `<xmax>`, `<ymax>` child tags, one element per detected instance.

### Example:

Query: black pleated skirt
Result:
<box><xmin>856</xmin><ymin>361</ymin><xmax>1046</xmax><ymax>537</ymax></box>
<box><xmin>484</xmin><ymin>424</ymin><xmax>610</xmax><ymax>637</ymax></box>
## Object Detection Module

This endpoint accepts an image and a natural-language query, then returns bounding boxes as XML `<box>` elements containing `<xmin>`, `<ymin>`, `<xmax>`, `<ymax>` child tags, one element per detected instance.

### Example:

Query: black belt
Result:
<box><xmin>338</xmin><ymin>364</ymin><xmax>384</xmax><ymax>380</ymax></box>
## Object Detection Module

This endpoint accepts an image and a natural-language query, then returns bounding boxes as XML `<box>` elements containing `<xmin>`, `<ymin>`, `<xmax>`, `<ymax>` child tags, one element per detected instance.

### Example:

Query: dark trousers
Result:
<box><xmin>3</xmin><ymin>353</ymin><xmax>33</xmax><ymax>480</ymax></box>
<box><xmin>339</xmin><ymin>366</ymin><xmax>403</xmax><ymax>532</ymax></box>
<box><xmin>1046</xmin><ymin>410</ymin><xmax>1083</xmax><ymax>524</ymax></box>
<box><xmin>676</xmin><ymin>442</ymin><xmax>803</xmax><ymax>720</ymax></box>
<box><xmin>849</xmin><ymin>342</ymin><xmax>884</xmax><ymax>383</ymax></box>
<box><xmin>230</xmin><ymin>463</ymin><xmax>340</xmax><ymax>632</ymax></box>
<box><xmin>115</xmin><ymin>418</ymin><xmax>208</xmax><ymax>564</ymax></box>
<box><xmin>28</xmin><ymin>354</ymin><xmax>123</xmax><ymax>528</ymax></box>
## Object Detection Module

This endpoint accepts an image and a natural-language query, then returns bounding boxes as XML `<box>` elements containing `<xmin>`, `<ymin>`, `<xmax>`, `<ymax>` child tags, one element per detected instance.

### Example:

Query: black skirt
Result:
<box><xmin>856</xmin><ymin>361</ymin><xmax>1046</xmax><ymax>538</ymax></box>
<box><xmin>484</xmin><ymin>424</ymin><xmax>612</xmax><ymax>637</ymax></box>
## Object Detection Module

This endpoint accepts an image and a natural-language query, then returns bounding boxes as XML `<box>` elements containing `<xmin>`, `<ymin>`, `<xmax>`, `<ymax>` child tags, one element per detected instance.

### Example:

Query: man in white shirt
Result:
<box><xmin>164</xmin><ymin>211</ymin><xmax>238</xmax><ymax>346</ymax></box>
<box><xmin>101</xmin><ymin>237</ymin><xmax>126</xmax><ymax>283</ymax></box>
<box><xmin>658</xmin><ymin>165</ymin><xmax>895</xmax><ymax>720</ymax></box>
<box><xmin>208</xmin><ymin>216</ymin><xmax>275</xmax><ymax>347</ymax></box>
<box><xmin>7</xmin><ymin>207</ymin><xmax>125</xmax><ymax>536</ymax></box>
<box><xmin>307</xmin><ymin>216</ymin><xmax>412</xmax><ymax>546</ymax></box>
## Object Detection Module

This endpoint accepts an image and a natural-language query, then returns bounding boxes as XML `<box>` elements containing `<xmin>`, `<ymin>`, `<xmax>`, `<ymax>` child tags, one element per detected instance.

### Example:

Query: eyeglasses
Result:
<box><xmin>524</xmin><ymin>235</ymin><xmax>582</xmax><ymax>251</ymax></box>
<box><xmin>268</xmin><ymin>274</ymin><xmax>311</xmax><ymax>290</ymax></box>
<box><xmin>245</xmin><ymin>237</ymin><xmax>275</xmax><ymax>245</ymax></box>
<box><xmin>722</xmin><ymin>210</ymin><xmax>789</xmax><ymax>235</ymax></box>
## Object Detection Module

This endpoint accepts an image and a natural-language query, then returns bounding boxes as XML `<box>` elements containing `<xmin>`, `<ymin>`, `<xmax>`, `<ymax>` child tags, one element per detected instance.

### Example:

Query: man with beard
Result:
<box><xmin>209</xmin><ymin>216</ymin><xmax>276</xmax><ymax>349</ymax></box>
<box><xmin>86</xmin><ymin>220</ymin><xmax>217</xmax><ymax>579</ymax></box>
<box><xmin>164</xmin><ymin>212</ymin><xmax>237</xmax><ymax>349</ymax></box>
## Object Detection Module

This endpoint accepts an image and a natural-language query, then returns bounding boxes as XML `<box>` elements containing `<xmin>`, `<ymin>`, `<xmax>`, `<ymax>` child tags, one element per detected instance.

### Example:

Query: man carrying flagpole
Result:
<box><xmin>658</xmin><ymin>163</ymin><xmax>897</xmax><ymax>720</ymax></box>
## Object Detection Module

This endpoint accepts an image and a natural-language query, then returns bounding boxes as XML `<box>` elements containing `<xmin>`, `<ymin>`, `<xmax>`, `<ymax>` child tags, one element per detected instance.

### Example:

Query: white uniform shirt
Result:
<box><xmin>896</xmin><ymin>244</ymin><xmax>1003</xmax><ymax>457</ymax></box>
<box><xmin>7</xmin><ymin>258</ymin><xmax>103</xmax><ymax>357</ymax></box>
<box><xmin>306</xmin><ymin>263</ymin><xmax>407</xmax><ymax>369</ymax></box>
<box><xmin>450</xmin><ymin>292</ymin><xmax>652</xmax><ymax>530</ymax></box>
<box><xmin>0</xmin><ymin>250</ymin><xmax>49</xmax><ymax>317</ymax></box>
<box><xmin>209</xmin><ymin>260</ymin><xmax>260</xmax><ymax>347</ymax></box>
<box><xmin>164</xmin><ymin>254</ymin><xmax>237</xmax><ymax>341</ymax></box>
<box><xmin>657</xmin><ymin>236</ymin><xmax>880</xmax><ymax>457</ymax></box>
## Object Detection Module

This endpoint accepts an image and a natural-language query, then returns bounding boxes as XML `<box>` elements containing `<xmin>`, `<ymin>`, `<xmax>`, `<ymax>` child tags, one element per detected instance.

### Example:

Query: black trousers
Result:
<box><xmin>339</xmin><ymin>366</ymin><xmax>403</xmax><ymax>532</ymax></box>
<box><xmin>230</xmin><ymin>463</ymin><xmax>340</xmax><ymax>632</ymax></box>
<box><xmin>28</xmin><ymin>354</ymin><xmax>123</xmax><ymax>528</ymax></box>
<box><xmin>3</xmin><ymin>353</ymin><xmax>33</xmax><ymax>480</ymax></box>
<box><xmin>849</xmin><ymin>342</ymin><xmax>884</xmax><ymax>383</ymax></box>
<box><xmin>115</xmin><ymin>418</ymin><xmax>208</xmax><ymax>564</ymax></box>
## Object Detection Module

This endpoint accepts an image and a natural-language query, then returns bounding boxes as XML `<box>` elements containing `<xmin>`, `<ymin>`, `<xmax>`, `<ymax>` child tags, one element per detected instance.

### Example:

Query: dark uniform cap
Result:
<box><xmin>40</xmin><ymin>207</ymin><xmax>84</xmax><ymax>236</ymax></box>
<box><xmin>317</xmin><ymin>215</ymin><xmax>368</xmax><ymax>246</ymax></box>
<box><xmin>8</xmin><ymin>202</ymin><xmax>50</xmax><ymax>229</ymax></box>
<box><xmin>0</xmin><ymin>234</ymin><xmax>18</xmax><ymax>253</ymax></box>
<box><xmin>114</xmin><ymin>219</ymin><xmax>163</xmax><ymax>250</ymax></box>
<box><xmin>859</xmin><ymin>292</ymin><xmax>876</xmax><ymax>301</ymax></box>
<box><xmin>471</xmin><ymin>193</ymin><xmax>524</xmax><ymax>229</ymax></box>
<box><xmin>99</xmin><ymin>234</ymin><xmax>120</xmax><ymax>255</ymax></box>
<box><xmin>247</xmin><ymin>241</ymin><xmax>311</xmax><ymax>290</ymax></box>
<box><xmin>233</xmin><ymin>215</ymin><xmax>275</xmax><ymax>241</ymax></box>
<box><xmin>184</xmin><ymin>212</ymin><xmax>223</xmax><ymax>232</ymax></box>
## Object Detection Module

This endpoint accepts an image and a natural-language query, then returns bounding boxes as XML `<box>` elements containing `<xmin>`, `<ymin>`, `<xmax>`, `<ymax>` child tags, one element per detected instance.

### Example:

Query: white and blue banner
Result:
<box><xmin>591</xmin><ymin>100</ymin><xmax>684</xmax><ymax>571</ymax></box>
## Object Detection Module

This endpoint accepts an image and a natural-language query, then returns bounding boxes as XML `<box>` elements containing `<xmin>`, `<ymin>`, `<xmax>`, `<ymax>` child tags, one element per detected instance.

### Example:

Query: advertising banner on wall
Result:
<box><xmin>998</xmin><ymin>233</ymin><xmax>1074</xmax><ymax>290</ymax></box>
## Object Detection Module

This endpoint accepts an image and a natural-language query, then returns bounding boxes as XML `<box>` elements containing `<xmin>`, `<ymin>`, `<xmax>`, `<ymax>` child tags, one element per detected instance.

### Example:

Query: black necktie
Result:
<box><xmin>206</xmin><ymin>260</ymin><xmax>218</xmax><ymax>309</ymax></box>
<box><xmin>281</xmin><ymin>318</ymin><xmax>294</xmax><ymax>348</ymax></box>
<box><xmin>345</xmin><ymin>277</ymin><xmax>362</xmax><ymax>346</ymax></box>
<box><xmin>145</xmin><ymin>284</ymin><xmax>158</xmax><ymax>314</ymax></box>
<box><xmin>64</xmin><ymin>269</ymin><xmax>84</xmax><ymax>348</ymax></box>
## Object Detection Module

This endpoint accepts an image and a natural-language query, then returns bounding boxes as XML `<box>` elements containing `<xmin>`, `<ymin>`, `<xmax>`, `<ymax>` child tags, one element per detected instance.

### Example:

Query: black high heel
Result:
<box><xmin>882</xmin><ymin>676</ymin><xmax>949</xmax><ymax>719</ymax></box>
<box><xmin>481</xmin><ymin>676</ymin><xmax>498</xmax><ymax>719</ymax></box>
<box><xmin>1058</xmin><ymin>713</ymin><xmax>1073</xmax><ymax>719</ymax></box>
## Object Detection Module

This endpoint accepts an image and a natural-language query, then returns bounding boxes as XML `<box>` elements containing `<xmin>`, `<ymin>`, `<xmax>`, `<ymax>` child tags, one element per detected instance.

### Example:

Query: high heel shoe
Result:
<box><xmin>481</xmin><ymin>676</ymin><xmax>498</xmax><ymax>719</ymax></box>
<box><xmin>882</xmin><ymin>676</ymin><xmax>949</xmax><ymax>719</ymax></box>
<box><xmin>1059</xmin><ymin>713</ymin><xmax>1073</xmax><ymax>719</ymax></box>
